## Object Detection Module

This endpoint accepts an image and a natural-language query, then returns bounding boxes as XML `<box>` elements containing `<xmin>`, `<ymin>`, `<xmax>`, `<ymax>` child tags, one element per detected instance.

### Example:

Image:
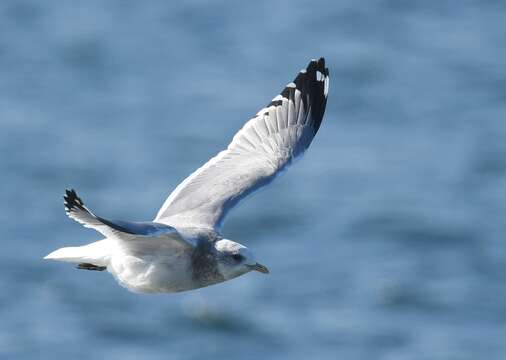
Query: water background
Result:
<box><xmin>1</xmin><ymin>1</ymin><xmax>506</xmax><ymax>359</ymax></box>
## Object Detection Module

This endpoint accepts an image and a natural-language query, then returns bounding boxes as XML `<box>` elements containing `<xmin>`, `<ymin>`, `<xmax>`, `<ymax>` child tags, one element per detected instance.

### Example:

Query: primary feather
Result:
<box><xmin>155</xmin><ymin>58</ymin><xmax>329</xmax><ymax>231</ymax></box>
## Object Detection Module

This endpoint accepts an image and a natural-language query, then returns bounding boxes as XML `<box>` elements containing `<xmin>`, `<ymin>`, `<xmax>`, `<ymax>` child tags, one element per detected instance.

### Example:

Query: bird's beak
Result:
<box><xmin>249</xmin><ymin>262</ymin><xmax>270</xmax><ymax>274</ymax></box>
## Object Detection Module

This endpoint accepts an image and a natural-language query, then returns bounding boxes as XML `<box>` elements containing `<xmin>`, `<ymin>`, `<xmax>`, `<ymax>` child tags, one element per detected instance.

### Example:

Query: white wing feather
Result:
<box><xmin>155</xmin><ymin>58</ymin><xmax>329</xmax><ymax>231</ymax></box>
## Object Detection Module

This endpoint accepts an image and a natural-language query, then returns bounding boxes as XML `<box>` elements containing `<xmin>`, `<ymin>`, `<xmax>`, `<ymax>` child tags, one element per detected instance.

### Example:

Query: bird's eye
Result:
<box><xmin>232</xmin><ymin>254</ymin><xmax>243</xmax><ymax>262</ymax></box>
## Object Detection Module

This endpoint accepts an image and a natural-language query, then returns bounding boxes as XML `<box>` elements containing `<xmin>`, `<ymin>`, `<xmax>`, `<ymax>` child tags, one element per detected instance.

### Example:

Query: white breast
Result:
<box><xmin>108</xmin><ymin>250</ymin><xmax>194</xmax><ymax>293</ymax></box>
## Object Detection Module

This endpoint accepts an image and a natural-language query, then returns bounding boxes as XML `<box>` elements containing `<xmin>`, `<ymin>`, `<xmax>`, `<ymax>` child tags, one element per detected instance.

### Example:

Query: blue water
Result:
<box><xmin>1</xmin><ymin>1</ymin><xmax>506</xmax><ymax>359</ymax></box>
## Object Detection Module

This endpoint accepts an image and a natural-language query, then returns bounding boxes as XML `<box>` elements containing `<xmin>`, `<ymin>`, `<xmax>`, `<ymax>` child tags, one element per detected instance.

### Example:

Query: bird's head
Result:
<box><xmin>214</xmin><ymin>239</ymin><xmax>269</xmax><ymax>280</ymax></box>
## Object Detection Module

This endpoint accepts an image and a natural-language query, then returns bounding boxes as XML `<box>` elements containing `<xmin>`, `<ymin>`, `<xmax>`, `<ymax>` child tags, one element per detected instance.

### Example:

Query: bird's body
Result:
<box><xmin>102</xmin><ymin>232</ymin><xmax>198</xmax><ymax>293</ymax></box>
<box><xmin>106</xmin><ymin>233</ymin><xmax>220</xmax><ymax>293</ymax></box>
<box><xmin>45</xmin><ymin>58</ymin><xmax>329</xmax><ymax>293</ymax></box>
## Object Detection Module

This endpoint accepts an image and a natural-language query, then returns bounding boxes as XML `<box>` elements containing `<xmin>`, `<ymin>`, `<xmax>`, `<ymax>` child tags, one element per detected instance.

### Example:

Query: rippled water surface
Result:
<box><xmin>1</xmin><ymin>1</ymin><xmax>506</xmax><ymax>359</ymax></box>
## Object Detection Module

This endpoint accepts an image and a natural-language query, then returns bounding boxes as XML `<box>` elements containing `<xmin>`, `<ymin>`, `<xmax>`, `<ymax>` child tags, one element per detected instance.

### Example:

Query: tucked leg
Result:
<box><xmin>77</xmin><ymin>263</ymin><xmax>107</xmax><ymax>271</ymax></box>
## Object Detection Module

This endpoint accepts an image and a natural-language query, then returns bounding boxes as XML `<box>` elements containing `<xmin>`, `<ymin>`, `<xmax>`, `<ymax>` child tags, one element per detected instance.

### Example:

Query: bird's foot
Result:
<box><xmin>77</xmin><ymin>263</ymin><xmax>107</xmax><ymax>271</ymax></box>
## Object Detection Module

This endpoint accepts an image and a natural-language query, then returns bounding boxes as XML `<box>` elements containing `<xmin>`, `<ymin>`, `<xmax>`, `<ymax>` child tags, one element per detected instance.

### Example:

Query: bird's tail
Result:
<box><xmin>44</xmin><ymin>239</ymin><xmax>112</xmax><ymax>267</ymax></box>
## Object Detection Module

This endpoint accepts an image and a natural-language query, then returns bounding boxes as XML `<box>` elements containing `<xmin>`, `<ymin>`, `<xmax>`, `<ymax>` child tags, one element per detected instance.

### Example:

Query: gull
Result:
<box><xmin>44</xmin><ymin>58</ymin><xmax>329</xmax><ymax>293</ymax></box>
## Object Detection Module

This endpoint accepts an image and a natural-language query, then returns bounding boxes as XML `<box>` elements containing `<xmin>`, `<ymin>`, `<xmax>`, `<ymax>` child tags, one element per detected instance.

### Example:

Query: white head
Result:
<box><xmin>214</xmin><ymin>239</ymin><xmax>269</xmax><ymax>280</ymax></box>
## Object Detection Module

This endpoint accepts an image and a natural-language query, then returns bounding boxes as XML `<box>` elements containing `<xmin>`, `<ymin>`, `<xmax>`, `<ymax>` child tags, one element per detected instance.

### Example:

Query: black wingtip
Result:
<box><xmin>294</xmin><ymin>57</ymin><xmax>329</xmax><ymax>133</ymax></box>
<box><xmin>63</xmin><ymin>188</ymin><xmax>85</xmax><ymax>212</ymax></box>
<box><xmin>306</xmin><ymin>57</ymin><xmax>329</xmax><ymax>78</ymax></box>
<box><xmin>264</xmin><ymin>57</ymin><xmax>329</xmax><ymax>135</ymax></box>
<box><xmin>318</xmin><ymin>57</ymin><xmax>326</xmax><ymax>68</ymax></box>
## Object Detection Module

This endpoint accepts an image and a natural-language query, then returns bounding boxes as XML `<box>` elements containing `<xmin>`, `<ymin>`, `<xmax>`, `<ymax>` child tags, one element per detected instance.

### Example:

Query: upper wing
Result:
<box><xmin>155</xmin><ymin>58</ymin><xmax>329</xmax><ymax>231</ymax></box>
<box><xmin>64</xmin><ymin>189</ymin><xmax>193</xmax><ymax>249</ymax></box>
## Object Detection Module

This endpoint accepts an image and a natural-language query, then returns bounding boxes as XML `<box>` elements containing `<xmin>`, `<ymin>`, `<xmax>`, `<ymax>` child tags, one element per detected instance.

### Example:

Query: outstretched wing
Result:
<box><xmin>64</xmin><ymin>189</ymin><xmax>193</xmax><ymax>249</ymax></box>
<box><xmin>155</xmin><ymin>58</ymin><xmax>329</xmax><ymax>231</ymax></box>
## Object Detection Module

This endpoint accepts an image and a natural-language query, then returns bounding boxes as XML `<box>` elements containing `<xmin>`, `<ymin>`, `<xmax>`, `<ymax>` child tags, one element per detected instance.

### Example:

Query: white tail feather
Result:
<box><xmin>44</xmin><ymin>239</ymin><xmax>112</xmax><ymax>266</ymax></box>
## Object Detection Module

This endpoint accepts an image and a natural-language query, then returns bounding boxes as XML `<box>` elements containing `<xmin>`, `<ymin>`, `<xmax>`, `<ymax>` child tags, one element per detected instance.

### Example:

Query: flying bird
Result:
<box><xmin>44</xmin><ymin>58</ymin><xmax>329</xmax><ymax>293</ymax></box>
